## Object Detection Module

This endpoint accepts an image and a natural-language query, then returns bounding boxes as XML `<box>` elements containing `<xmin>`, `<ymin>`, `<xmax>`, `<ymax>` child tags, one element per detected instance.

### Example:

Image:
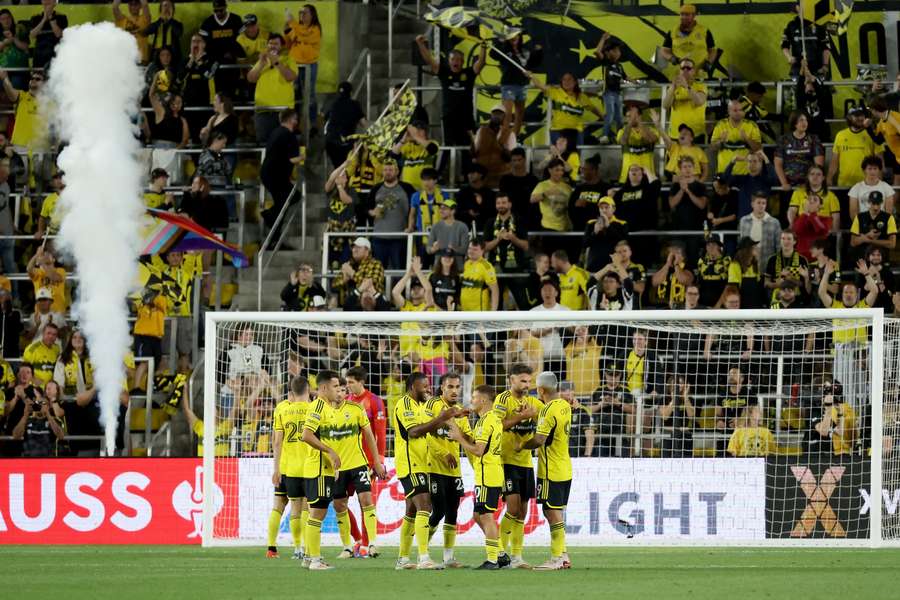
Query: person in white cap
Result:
<box><xmin>335</xmin><ymin>237</ymin><xmax>385</xmax><ymax>296</ymax></box>
<box><xmin>519</xmin><ymin>370</ymin><xmax>573</xmax><ymax>570</ymax></box>
<box><xmin>28</xmin><ymin>287</ymin><xmax>65</xmax><ymax>343</ymax></box>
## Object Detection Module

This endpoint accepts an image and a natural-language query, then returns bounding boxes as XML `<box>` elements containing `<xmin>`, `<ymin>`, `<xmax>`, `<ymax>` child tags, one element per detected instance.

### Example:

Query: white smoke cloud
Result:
<box><xmin>47</xmin><ymin>23</ymin><xmax>145</xmax><ymax>454</ymax></box>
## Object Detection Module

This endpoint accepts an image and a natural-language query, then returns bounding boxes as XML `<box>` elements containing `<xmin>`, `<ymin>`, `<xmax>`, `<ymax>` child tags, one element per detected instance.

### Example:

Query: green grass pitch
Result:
<box><xmin>5</xmin><ymin>546</ymin><xmax>899</xmax><ymax>599</ymax></box>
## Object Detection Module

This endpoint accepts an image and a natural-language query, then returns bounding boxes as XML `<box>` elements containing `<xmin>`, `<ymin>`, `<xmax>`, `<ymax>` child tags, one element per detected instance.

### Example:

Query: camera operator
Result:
<box><xmin>807</xmin><ymin>380</ymin><xmax>856</xmax><ymax>457</ymax></box>
<box><xmin>11</xmin><ymin>385</ymin><xmax>65</xmax><ymax>457</ymax></box>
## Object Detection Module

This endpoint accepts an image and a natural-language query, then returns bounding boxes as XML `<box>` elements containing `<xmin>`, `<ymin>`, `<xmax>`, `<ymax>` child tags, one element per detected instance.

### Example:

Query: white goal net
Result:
<box><xmin>202</xmin><ymin>309</ymin><xmax>899</xmax><ymax>547</ymax></box>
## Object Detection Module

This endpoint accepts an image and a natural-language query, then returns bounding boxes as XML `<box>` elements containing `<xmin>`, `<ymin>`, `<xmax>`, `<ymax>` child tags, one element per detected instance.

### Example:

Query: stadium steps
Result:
<box><xmin>233</xmin><ymin>189</ymin><xmax>327</xmax><ymax>311</ymax></box>
<box><xmin>366</xmin><ymin>3</ymin><xmax>435</xmax><ymax>117</ymax></box>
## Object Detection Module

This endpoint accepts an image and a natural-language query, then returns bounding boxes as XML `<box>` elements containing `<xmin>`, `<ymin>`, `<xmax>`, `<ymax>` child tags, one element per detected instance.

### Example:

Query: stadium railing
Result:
<box><xmin>256</xmin><ymin>177</ymin><xmax>307</xmax><ymax>310</ymax></box>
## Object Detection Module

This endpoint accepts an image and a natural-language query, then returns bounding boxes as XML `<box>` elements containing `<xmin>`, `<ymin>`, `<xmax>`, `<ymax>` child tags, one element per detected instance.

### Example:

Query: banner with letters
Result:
<box><xmin>239</xmin><ymin>457</ymin><xmax>768</xmax><ymax>545</ymax></box>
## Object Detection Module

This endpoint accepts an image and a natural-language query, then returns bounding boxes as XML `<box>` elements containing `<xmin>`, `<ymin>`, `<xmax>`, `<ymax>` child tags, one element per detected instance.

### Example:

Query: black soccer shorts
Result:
<box><xmin>333</xmin><ymin>466</ymin><xmax>371</xmax><ymax>499</ymax></box>
<box><xmin>502</xmin><ymin>464</ymin><xmax>536</xmax><ymax>499</ymax></box>
<box><xmin>304</xmin><ymin>475</ymin><xmax>335</xmax><ymax>509</ymax></box>
<box><xmin>537</xmin><ymin>478</ymin><xmax>572</xmax><ymax>510</ymax></box>
<box><xmin>284</xmin><ymin>476</ymin><xmax>305</xmax><ymax>500</ymax></box>
<box><xmin>430</xmin><ymin>473</ymin><xmax>464</xmax><ymax>501</ymax></box>
<box><xmin>399</xmin><ymin>472</ymin><xmax>430</xmax><ymax>499</ymax></box>
<box><xmin>474</xmin><ymin>485</ymin><xmax>502</xmax><ymax>515</ymax></box>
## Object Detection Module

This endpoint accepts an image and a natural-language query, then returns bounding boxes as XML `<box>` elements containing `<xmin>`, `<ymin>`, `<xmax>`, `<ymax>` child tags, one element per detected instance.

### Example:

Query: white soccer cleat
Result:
<box><xmin>417</xmin><ymin>557</ymin><xmax>443</xmax><ymax>570</ymax></box>
<box><xmin>301</xmin><ymin>557</ymin><xmax>312</xmax><ymax>569</ymax></box>
<box><xmin>533</xmin><ymin>557</ymin><xmax>566</xmax><ymax>571</ymax></box>
<box><xmin>395</xmin><ymin>557</ymin><xmax>415</xmax><ymax>570</ymax></box>
<box><xmin>510</xmin><ymin>556</ymin><xmax>533</xmax><ymax>569</ymax></box>
<box><xmin>336</xmin><ymin>548</ymin><xmax>354</xmax><ymax>559</ymax></box>
<box><xmin>366</xmin><ymin>545</ymin><xmax>379</xmax><ymax>558</ymax></box>
<box><xmin>443</xmin><ymin>558</ymin><xmax>466</xmax><ymax>569</ymax></box>
<box><xmin>308</xmin><ymin>559</ymin><xmax>334</xmax><ymax>571</ymax></box>
<box><xmin>292</xmin><ymin>549</ymin><xmax>304</xmax><ymax>560</ymax></box>
<box><xmin>561</xmin><ymin>553</ymin><xmax>572</xmax><ymax>569</ymax></box>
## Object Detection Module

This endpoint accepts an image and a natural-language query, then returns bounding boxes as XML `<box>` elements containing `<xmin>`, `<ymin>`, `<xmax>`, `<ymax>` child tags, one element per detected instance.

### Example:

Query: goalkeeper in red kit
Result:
<box><xmin>345</xmin><ymin>366</ymin><xmax>387</xmax><ymax>557</ymax></box>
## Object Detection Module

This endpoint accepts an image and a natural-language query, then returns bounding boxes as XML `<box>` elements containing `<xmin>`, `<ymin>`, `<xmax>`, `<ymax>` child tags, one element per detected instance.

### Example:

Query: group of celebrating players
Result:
<box><xmin>268</xmin><ymin>364</ymin><xmax>573</xmax><ymax>571</ymax></box>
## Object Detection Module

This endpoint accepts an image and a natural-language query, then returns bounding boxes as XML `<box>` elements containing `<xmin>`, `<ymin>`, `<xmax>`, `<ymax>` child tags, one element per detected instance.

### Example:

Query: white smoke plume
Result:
<box><xmin>47</xmin><ymin>23</ymin><xmax>145</xmax><ymax>454</ymax></box>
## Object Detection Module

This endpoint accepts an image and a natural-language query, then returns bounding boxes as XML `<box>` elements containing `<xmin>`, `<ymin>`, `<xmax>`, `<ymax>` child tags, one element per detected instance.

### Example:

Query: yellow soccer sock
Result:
<box><xmin>499</xmin><ymin>513</ymin><xmax>513</xmax><ymax>554</ymax></box>
<box><xmin>415</xmin><ymin>511</ymin><xmax>431</xmax><ymax>558</ymax></box>
<box><xmin>485</xmin><ymin>538</ymin><xmax>500</xmax><ymax>563</ymax></box>
<box><xmin>305</xmin><ymin>518</ymin><xmax>323</xmax><ymax>559</ymax></box>
<box><xmin>443</xmin><ymin>523</ymin><xmax>457</xmax><ymax>551</ymax></box>
<box><xmin>550</xmin><ymin>522</ymin><xmax>566</xmax><ymax>558</ymax></box>
<box><xmin>398</xmin><ymin>516</ymin><xmax>415</xmax><ymax>559</ymax></box>
<box><xmin>267</xmin><ymin>509</ymin><xmax>281</xmax><ymax>548</ymax></box>
<box><xmin>289</xmin><ymin>514</ymin><xmax>302</xmax><ymax>549</ymax></box>
<box><xmin>336</xmin><ymin>510</ymin><xmax>352</xmax><ymax>549</ymax></box>
<box><xmin>362</xmin><ymin>505</ymin><xmax>378</xmax><ymax>546</ymax></box>
<box><xmin>299</xmin><ymin>510</ymin><xmax>309</xmax><ymax>551</ymax></box>
<box><xmin>511</xmin><ymin>516</ymin><xmax>526</xmax><ymax>557</ymax></box>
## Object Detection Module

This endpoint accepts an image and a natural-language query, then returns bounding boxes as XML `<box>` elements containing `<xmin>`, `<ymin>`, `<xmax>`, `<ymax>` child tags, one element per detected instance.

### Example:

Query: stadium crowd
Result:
<box><xmin>0</xmin><ymin>0</ymin><xmax>888</xmax><ymax>469</ymax></box>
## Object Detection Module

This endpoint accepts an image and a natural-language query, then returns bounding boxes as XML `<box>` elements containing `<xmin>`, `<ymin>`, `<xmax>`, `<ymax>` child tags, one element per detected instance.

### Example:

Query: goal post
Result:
<box><xmin>202</xmin><ymin>309</ymin><xmax>898</xmax><ymax>548</ymax></box>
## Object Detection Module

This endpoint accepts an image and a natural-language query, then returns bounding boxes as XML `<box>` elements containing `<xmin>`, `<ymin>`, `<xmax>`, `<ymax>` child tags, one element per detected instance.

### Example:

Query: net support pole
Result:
<box><xmin>870</xmin><ymin>309</ymin><xmax>885</xmax><ymax>547</ymax></box>
<box><xmin>202</xmin><ymin>311</ymin><xmax>217</xmax><ymax>547</ymax></box>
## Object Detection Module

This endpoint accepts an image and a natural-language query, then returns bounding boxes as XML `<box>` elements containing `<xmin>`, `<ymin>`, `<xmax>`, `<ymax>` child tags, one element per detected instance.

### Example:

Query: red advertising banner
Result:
<box><xmin>0</xmin><ymin>458</ymin><xmax>234</xmax><ymax>545</ymax></box>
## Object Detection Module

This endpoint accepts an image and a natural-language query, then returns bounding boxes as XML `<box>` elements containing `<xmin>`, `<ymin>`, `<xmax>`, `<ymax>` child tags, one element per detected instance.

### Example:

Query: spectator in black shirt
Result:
<box><xmin>177</xmin><ymin>34</ymin><xmax>217</xmax><ymax>143</ymax></box>
<box><xmin>144</xmin><ymin>0</ymin><xmax>183</xmax><ymax>66</ymax></box>
<box><xmin>583</xmin><ymin>197</ymin><xmax>628</xmax><ymax>272</ymax></box>
<box><xmin>456</xmin><ymin>164</ymin><xmax>495</xmax><ymax>230</ymax></box>
<box><xmin>199</xmin><ymin>0</ymin><xmax>244</xmax><ymax>97</ymax></box>
<box><xmin>429</xmin><ymin>248</ymin><xmax>461</xmax><ymax>311</ymax></box>
<box><xmin>29</xmin><ymin>0</ymin><xmax>66</xmax><ymax>70</ymax></box>
<box><xmin>260</xmin><ymin>109</ymin><xmax>301</xmax><ymax>240</ymax></box>
<box><xmin>781</xmin><ymin>6</ymin><xmax>831</xmax><ymax>78</ymax></box>
<box><xmin>561</xmin><ymin>381</ymin><xmax>596</xmax><ymax>457</ymax></box>
<box><xmin>612</xmin><ymin>165</ymin><xmax>660</xmax><ymax>265</ymax></box>
<box><xmin>669</xmin><ymin>156</ymin><xmax>708</xmax><ymax>262</ymax></box>
<box><xmin>522</xmin><ymin>252</ymin><xmax>553</xmax><ymax>309</ymax></box>
<box><xmin>568</xmin><ymin>154</ymin><xmax>607</xmax><ymax>231</ymax></box>
<box><xmin>180</xmin><ymin>176</ymin><xmax>228</xmax><ymax>232</ymax></box>
<box><xmin>483</xmin><ymin>193</ymin><xmax>529</xmax><ymax>271</ymax></box>
<box><xmin>708</xmin><ymin>175</ymin><xmax>738</xmax><ymax>251</ymax></box>
<box><xmin>324</xmin><ymin>81</ymin><xmax>366</xmax><ymax>169</ymax></box>
<box><xmin>415</xmin><ymin>34</ymin><xmax>486</xmax><ymax>172</ymax></box>
<box><xmin>2</xmin><ymin>364</ymin><xmax>36</xmax><ymax>457</ymax></box>
<box><xmin>11</xmin><ymin>385</ymin><xmax>64</xmax><ymax>457</ymax></box>
<box><xmin>0</xmin><ymin>289</ymin><xmax>21</xmax><ymax>359</ymax></box>
<box><xmin>493</xmin><ymin>32</ymin><xmax>542</xmax><ymax>139</ymax></box>
<box><xmin>595</xmin><ymin>33</ymin><xmax>627</xmax><ymax>144</ymax></box>
<box><xmin>280</xmin><ymin>263</ymin><xmax>326</xmax><ymax>311</ymax></box>
<box><xmin>659</xmin><ymin>375</ymin><xmax>695</xmax><ymax>458</ymax></box>
<box><xmin>499</xmin><ymin>147</ymin><xmax>539</xmax><ymax>228</ymax></box>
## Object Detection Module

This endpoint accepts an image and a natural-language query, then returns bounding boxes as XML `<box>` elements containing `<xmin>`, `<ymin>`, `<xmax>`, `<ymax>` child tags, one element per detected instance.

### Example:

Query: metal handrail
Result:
<box><xmin>256</xmin><ymin>179</ymin><xmax>306</xmax><ymax>310</ymax></box>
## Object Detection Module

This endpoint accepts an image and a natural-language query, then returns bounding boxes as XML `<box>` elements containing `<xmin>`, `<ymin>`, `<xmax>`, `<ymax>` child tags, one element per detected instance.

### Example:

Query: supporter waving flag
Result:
<box><xmin>832</xmin><ymin>0</ymin><xmax>853</xmax><ymax>35</ymax></box>
<box><xmin>142</xmin><ymin>208</ymin><xmax>248</xmax><ymax>268</ymax></box>
<box><xmin>345</xmin><ymin>84</ymin><xmax>417</xmax><ymax>160</ymax></box>
<box><xmin>423</xmin><ymin>6</ymin><xmax>520</xmax><ymax>42</ymax></box>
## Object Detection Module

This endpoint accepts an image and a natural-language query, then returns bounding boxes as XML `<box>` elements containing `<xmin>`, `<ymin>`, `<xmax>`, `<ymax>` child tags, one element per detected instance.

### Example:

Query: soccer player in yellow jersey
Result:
<box><xmin>331</xmin><ymin>376</ymin><xmax>386</xmax><ymax>560</ymax></box>
<box><xmin>393</xmin><ymin>371</ymin><xmax>462</xmax><ymax>570</ymax></box>
<box><xmin>300</xmin><ymin>370</ymin><xmax>344</xmax><ymax>571</ymax></box>
<box><xmin>520</xmin><ymin>371</ymin><xmax>573</xmax><ymax>571</ymax></box>
<box><xmin>449</xmin><ymin>384</ymin><xmax>504</xmax><ymax>570</ymax></box>
<box><xmin>425</xmin><ymin>372</ymin><xmax>473</xmax><ymax>568</ymax></box>
<box><xmin>270</xmin><ymin>375</ymin><xmax>310</xmax><ymax>559</ymax></box>
<box><xmin>492</xmin><ymin>363</ymin><xmax>542</xmax><ymax>569</ymax></box>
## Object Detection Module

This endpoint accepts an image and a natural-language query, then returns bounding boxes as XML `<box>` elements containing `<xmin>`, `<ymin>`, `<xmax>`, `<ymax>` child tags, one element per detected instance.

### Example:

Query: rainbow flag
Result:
<box><xmin>142</xmin><ymin>209</ymin><xmax>249</xmax><ymax>268</ymax></box>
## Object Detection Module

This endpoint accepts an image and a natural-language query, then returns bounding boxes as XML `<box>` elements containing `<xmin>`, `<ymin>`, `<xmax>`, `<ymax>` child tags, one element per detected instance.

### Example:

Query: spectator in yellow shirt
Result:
<box><xmin>551</xmin><ymin>249</ymin><xmax>590</xmax><ymax>310</ymax></box>
<box><xmin>828</xmin><ymin>106</ymin><xmax>879</xmax><ymax>188</ymax></box>
<box><xmin>247</xmin><ymin>33</ymin><xmax>297</xmax><ymax>145</ymax></box>
<box><xmin>809</xmin><ymin>380</ymin><xmax>856</xmax><ymax>456</ymax></box>
<box><xmin>662</xmin><ymin>58</ymin><xmax>708</xmax><ymax>142</ymax></box>
<box><xmin>727</xmin><ymin>405</ymin><xmax>776</xmax><ymax>457</ymax></box>
<box><xmin>528</xmin><ymin>70</ymin><xmax>601</xmax><ymax>146</ymax></box>
<box><xmin>652</xmin><ymin>109</ymin><xmax>708</xmax><ymax>181</ymax></box>
<box><xmin>460</xmin><ymin>240</ymin><xmax>499</xmax><ymax>312</ymax></box>
<box><xmin>530</xmin><ymin>159</ymin><xmax>573</xmax><ymax>232</ymax></box>
<box><xmin>617</xmin><ymin>103</ymin><xmax>659</xmax><ymax>182</ymax></box>
<box><xmin>236</xmin><ymin>14</ymin><xmax>267</xmax><ymax>64</ymax></box>
<box><xmin>27</xmin><ymin>247</ymin><xmax>67</xmax><ymax>314</ymax></box>
<box><xmin>112</xmin><ymin>0</ymin><xmax>151</xmax><ymax>64</ymax></box>
<box><xmin>285</xmin><ymin>4</ymin><xmax>322</xmax><ymax>126</ymax></box>
<box><xmin>133</xmin><ymin>287</ymin><xmax>168</xmax><ymax>391</ymax></box>
<box><xmin>710</xmin><ymin>100</ymin><xmax>762</xmax><ymax>175</ymax></box>
<box><xmin>870</xmin><ymin>96</ymin><xmax>900</xmax><ymax>185</ymax></box>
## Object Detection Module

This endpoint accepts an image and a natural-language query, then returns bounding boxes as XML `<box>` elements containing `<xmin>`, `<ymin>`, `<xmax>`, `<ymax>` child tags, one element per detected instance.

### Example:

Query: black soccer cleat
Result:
<box><xmin>476</xmin><ymin>561</ymin><xmax>500</xmax><ymax>570</ymax></box>
<box><xmin>497</xmin><ymin>553</ymin><xmax>511</xmax><ymax>569</ymax></box>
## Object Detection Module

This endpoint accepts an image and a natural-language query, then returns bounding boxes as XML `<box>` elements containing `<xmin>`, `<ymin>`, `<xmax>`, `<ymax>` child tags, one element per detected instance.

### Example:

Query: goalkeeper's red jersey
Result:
<box><xmin>349</xmin><ymin>389</ymin><xmax>386</xmax><ymax>466</ymax></box>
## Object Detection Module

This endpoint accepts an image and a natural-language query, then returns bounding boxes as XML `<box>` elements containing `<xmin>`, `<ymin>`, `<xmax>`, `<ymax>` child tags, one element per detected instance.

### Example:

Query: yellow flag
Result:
<box><xmin>346</xmin><ymin>88</ymin><xmax>417</xmax><ymax>160</ymax></box>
